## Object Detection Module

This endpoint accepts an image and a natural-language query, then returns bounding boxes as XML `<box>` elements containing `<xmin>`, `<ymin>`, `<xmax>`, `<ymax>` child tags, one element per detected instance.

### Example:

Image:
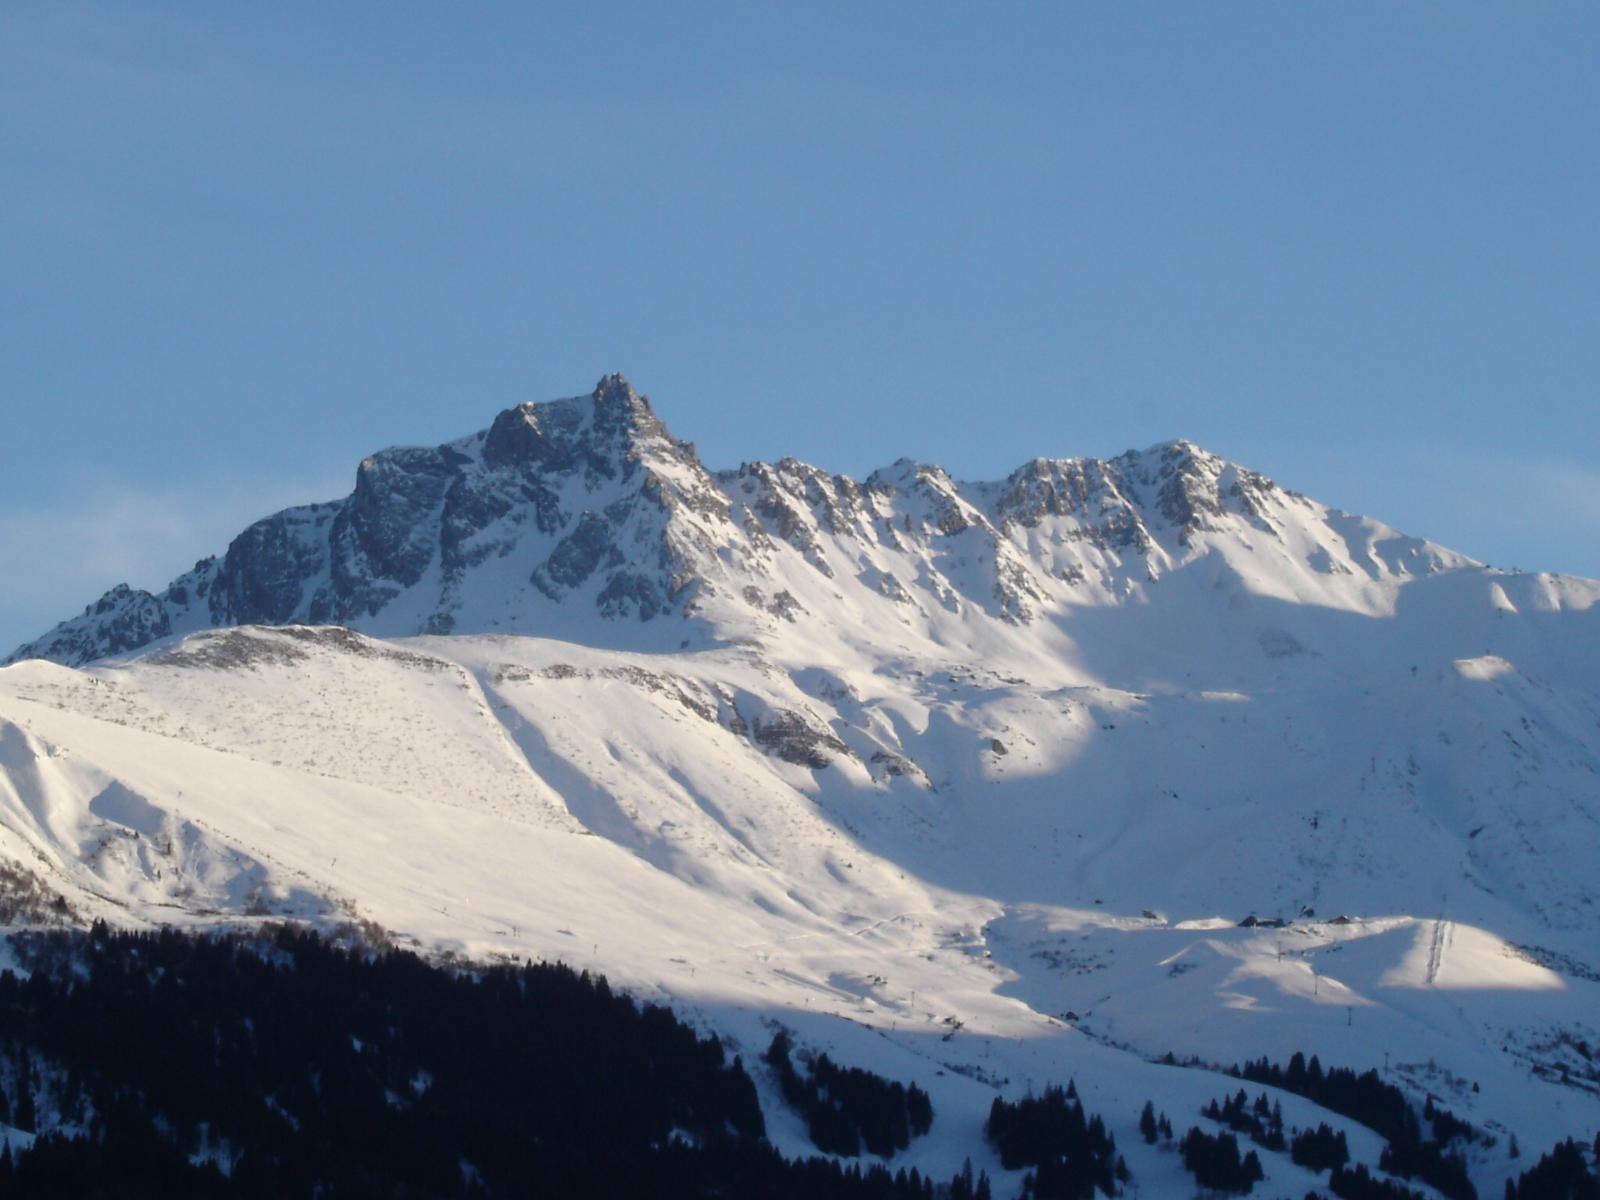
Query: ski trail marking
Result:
<box><xmin>1424</xmin><ymin>918</ymin><xmax>1450</xmax><ymax>985</ymax></box>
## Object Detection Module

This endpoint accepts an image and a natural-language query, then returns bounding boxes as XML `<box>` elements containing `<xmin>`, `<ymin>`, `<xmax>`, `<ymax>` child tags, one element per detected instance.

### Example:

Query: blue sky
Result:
<box><xmin>4</xmin><ymin>1</ymin><xmax>1598</xmax><ymax>652</ymax></box>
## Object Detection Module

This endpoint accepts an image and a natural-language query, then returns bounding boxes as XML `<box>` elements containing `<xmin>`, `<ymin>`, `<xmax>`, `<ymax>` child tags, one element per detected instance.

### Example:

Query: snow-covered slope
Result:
<box><xmin>5</xmin><ymin>377</ymin><xmax>1600</xmax><ymax>1196</ymax></box>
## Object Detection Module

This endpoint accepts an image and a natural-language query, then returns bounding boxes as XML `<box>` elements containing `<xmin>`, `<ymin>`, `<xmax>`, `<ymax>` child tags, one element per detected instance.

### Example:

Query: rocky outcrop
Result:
<box><xmin>16</xmin><ymin>583</ymin><xmax>177</xmax><ymax>667</ymax></box>
<box><xmin>749</xmin><ymin>709</ymin><xmax>851</xmax><ymax>769</ymax></box>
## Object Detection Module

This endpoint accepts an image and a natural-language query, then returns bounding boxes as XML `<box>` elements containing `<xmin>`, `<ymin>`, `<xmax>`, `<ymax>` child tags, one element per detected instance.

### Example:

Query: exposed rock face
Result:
<box><xmin>72</xmin><ymin>584</ymin><xmax>174</xmax><ymax>660</ymax></box>
<box><xmin>7</xmin><ymin>375</ymin><xmax>1471</xmax><ymax>668</ymax></box>
<box><xmin>749</xmin><ymin>709</ymin><xmax>852</xmax><ymax>769</ymax></box>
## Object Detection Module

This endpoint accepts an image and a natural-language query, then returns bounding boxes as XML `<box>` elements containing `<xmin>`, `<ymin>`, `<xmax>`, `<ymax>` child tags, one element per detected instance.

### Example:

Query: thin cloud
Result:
<box><xmin>0</xmin><ymin>472</ymin><xmax>344</xmax><ymax>653</ymax></box>
<box><xmin>1400</xmin><ymin>449</ymin><xmax>1600</xmax><ymax>579</ymax></box>
<box><xmin>1537</xmin><ymin>460</ymin><xmax>1600</xmax><ymax>521</ymax></box>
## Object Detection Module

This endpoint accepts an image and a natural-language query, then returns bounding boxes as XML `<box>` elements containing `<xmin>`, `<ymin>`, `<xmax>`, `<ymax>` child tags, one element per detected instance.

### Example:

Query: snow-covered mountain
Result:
<box><xmin>10</xmin><ymin>373</ymin><xmax>1493</xmax><ymax>672</ymax></box>
<box><xmin>5</xmin><ymin>375</ymin><xmax>1600</xmax><ymax>1197</ymax></box>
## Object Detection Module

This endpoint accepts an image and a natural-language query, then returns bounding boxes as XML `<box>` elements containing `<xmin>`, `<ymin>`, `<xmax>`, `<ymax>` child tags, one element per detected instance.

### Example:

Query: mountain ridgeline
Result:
<box><xmin>10</xmin><ymin>373</ymin><xmax>1471</xmax><ymax>670</ymax></box>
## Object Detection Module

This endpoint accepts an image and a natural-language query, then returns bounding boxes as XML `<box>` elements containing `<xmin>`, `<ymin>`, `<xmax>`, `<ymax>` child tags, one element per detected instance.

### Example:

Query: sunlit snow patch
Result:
<box><xmin>1378</xmin><ymin>919</ymin><xmax>1565</xmax><ymax>992</ymax></box>
<box><xmin>1453</xmin><ymin>654</ymin><xmax>1515</xmax><ymax>681</ymax></box>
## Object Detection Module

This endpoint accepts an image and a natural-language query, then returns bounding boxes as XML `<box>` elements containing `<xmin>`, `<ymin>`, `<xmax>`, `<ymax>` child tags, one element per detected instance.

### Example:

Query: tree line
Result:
<box><xmin>763</xmin><ymin>1031</ymin><xmax>933</xmax><ymax>1159</ymax></box>
<box><xmin>985</xmin><ymin>1081</ymin><xmax>1126</xmax><ymax>1198</ymax></box>
<box><xmin>0</xmin><ymin>924</ymin><xmax>976</xmax><ymax>1198</ymax></box>
<box><xmin>1233</xmin><ymin>1053</ymin><xmax>1477</xmax><ymax>1200</ymax></box>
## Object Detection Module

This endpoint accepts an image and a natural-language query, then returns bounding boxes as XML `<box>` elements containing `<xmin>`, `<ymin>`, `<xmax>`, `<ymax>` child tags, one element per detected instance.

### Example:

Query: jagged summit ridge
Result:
<box><xmin>11</xmin><ymin>376</ymin><xmax>1472</xmax><ymax>667</ymax></box>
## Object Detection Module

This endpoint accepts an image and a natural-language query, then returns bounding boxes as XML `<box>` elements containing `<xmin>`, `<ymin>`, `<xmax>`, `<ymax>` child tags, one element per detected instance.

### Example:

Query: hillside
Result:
<box><xmin>4</xmin><ymin>376</ymin><xmax>1600</xmax><ymax>1196</ymax></box>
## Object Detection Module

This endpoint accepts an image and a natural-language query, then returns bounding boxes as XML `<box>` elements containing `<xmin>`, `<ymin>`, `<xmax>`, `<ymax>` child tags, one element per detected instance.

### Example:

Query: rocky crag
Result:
<box><xmin>9</xmin><ymin>374</ymin><xmax>1472</xmax><ymax>669</ymax></box>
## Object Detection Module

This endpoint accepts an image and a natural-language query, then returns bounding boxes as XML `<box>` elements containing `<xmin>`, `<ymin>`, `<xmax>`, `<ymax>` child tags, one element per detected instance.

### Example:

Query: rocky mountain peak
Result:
<box><xmin>591</xmin><ymin>371</ymin><xmax>656</xmax><ymax>429</ymax></box>
<box><xmin>7</xmin><ymin>381</ymin><xmax>1473</xmax><ymax>668</ymax></box>
<box><xmin>481</xmin><ymin>373</ymin><xmax>674</xmax><ymax>473</ymax></box>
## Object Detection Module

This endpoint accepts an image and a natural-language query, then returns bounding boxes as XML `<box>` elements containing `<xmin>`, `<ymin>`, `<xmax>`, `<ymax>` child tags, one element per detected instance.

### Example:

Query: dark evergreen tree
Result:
<box><xmin>1180</xmin><ymin>1127</ymin><xmax>1261</xmax><ymax>1195</ymax></box>
<box><xmin>1292</xmin><ymin>1123</ymin><xmax>1351</xmax><ymax>1173</ymax></box>
<box><xmin>1326</xmin><ymin>1163</ymin><xmax>1427</xmax><ymax>1199</ymax></box>
<box><xmin>1510</xmin><ymin>1137</ymin><xmax>1600</xmax><ymax>1199</ymax></box>
<box><xmin>1234</xmin><ymin>1053</ymin><xmax>1477</xmax><ymax>1200</ymax></box>
<box><xmin>763</xmin><ymin>1032</ymin><xmax>932</xmax><ymax>1158</ymax></box>
<box><xmin>1138</xmin><ymin>1101</ymin><xmax>1158</xmax><ymax>1144</ymax></box>
<box><xmin>987</xmin><ymin>1084</ymin><xmax>1121</xmax><ymax>1197</ymax></box>
<box><xmin>1204</xmin><ymin>1088</ymin><xmax>1288</xmax><ymax>1152</ymax></box>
